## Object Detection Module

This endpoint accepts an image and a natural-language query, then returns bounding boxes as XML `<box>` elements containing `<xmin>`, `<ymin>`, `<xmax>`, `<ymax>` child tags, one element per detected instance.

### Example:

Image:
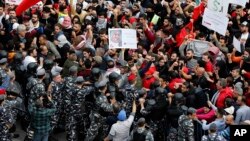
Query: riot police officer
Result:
<box><xmin>107</xmin><ymin>72</ymin><xmax>123</xmax><ymax>102</ymax></box>
<box><xmin>66</xmin><ymin>76</ymin><xmax>95</xmax><ymax>141</ymax></box>
<box><xmin>85</xmin><ymin>80</ymin><xmax>114</xmax><ymax>141</ymax></box>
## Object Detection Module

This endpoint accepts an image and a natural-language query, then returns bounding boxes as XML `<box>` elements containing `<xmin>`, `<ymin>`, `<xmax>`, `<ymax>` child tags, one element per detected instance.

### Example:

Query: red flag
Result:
<box><xmin>16</xmin><ymin>0</ymin><xmax>41</xmax><ymax>16</ymax></box>
<box><xmin>192</xmin><ymin>2</ymin><xmax>205</xmax><ymax>22</ymax></box>
<box><xmin>175</xmin><ymin>22</ymin><xmax>194</xmax><ymax>47</ymax></box>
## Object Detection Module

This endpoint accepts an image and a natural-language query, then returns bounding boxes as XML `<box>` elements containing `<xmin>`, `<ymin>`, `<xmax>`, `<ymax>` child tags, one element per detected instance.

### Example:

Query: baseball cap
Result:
<box><xmin>117</xmin><ymin>109</ymin><xmax>127</xmax><ymax>121</ymax></box>
<box><xmin>0</xmin><ymin>89</ymin><xmax>6</xmax><ymax>100</ymax></box>
<box><xmin>36</xmin><ymin>68</ymin><xmax>46</xmax><ymax>76</ymax></box>
<box><xmin>241</xmin><ymin>21</ymin><xmax>249</xmax><ymax>26</ymax></box>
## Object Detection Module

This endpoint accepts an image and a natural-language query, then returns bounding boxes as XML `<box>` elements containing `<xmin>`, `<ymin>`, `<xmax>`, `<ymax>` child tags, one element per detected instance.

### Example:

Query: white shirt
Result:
<box><xmin>23</xmin><ymin>56</ymin><xmax>37</xmax><ymax>70</ymax></box>
<box><xmin>109</xmin><ymin>114</ymin><xmax>135</xmax><ymax>141</ymax></box>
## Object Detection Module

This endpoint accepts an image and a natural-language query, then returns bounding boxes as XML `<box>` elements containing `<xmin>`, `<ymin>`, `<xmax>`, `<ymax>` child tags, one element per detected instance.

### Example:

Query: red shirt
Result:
<box><xmin>205</xmin><ymin>61</ymin><xmax>214</xmax><ymax>73</ymax></box>
<box><xmin>196</xmin><ymin>107</ymin><xmax>216</xmax><ymax>123</ymax></box>
<box><xmin>169</xmin><ymin>78</ymin><xmax>184</xmax><ymax>93</ymax></box>
<box><xmin>143</xmin><ymin>76</ymin><xmax>156</xmax><ymax>89</ymax></box>
<box><xmin>216</xmin><ymin>87</ymin><xmax>233</xmax><ymax>108</ymax></box>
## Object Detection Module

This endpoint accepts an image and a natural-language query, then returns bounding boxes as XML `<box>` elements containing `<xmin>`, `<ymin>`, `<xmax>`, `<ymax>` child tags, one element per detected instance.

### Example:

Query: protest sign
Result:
<box><xmin>108</xmin><ymin>29</ymin><xmax>137</xmax><ymax>49</ymax></box>
<box><xmin>151</xmin><ymin>14</ymin><xmax>160</xmax><ymax>25</ymax></box>
<box><xmin>229</xmin><ymin>0</ymin><xmax>247</xmax><ymax>7</ymax></box>
<box><xmin>202</xmin><ymin>8</ymin><xmax>229</xmax><ymax>36</ymax></box>
<box><xmin>6</xmin><ymin>0</ymin><xmax>21</xmax><ymax>5</ymax></box>
<box><xmin>207</xmin><ymin>0</ymin><xmax>229</xmax><ymax>15</ymax></box>
<box><xmin>187</xmin><ymin>40</ymin><xmax>210</xmax><ymax>57</ymax></box>
<box><xmin>233</xmin><ymin>37</ymin><xmax>241</xmax><ymax>53</ymax></box>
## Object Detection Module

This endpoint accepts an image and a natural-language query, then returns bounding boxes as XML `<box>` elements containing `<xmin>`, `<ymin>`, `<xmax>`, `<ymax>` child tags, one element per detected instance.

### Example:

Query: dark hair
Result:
<box><xmin>241</xmin><ymin>95</ymin><xmax>247</xmax><ymax>103</ymax></box>
<box><xmin>84</xmin><ymin>59</ymin><xmax>92</xmax><ymax>69</ymax></box>
<box><xmin>27</xmin><ymin>47</ymin><xmax>36</xmax><ymax>55</ymax></box>
<box><xmin>139</xmin><ymin>13</ymin><xmax>147</xmax><ymax>19</ymax></box>
<box><xmin>107</xmin><ymin>60</ymin><xmax>115</xmax><ymax>68</ymax></box>
<box><xmin>59</xmin><ymin>4</ymin><xmax>67</xmax><ymax>12</ymax></box>
<box><xmin>225</xmin><ymin>98</ymin><xmax>234</xmax><ymax>107</ymax></box>
<box><xmin>217</xmin><ymin>108</ymin><xmax>225</xmax><ymax>117</ymax></box>
<box><xmin>55</xmin><ymin>23</ymin><xmax>62</xmax><ymax>29</ymax></box>
<box><xmin>99</xmin><ymin>28</ymin><xmax>107</xmax><ymax>35</ymax></box>
<box><xmin>183</xmin><ymin>82</ymin><xmax>191</xmax><ymax>89</ymax></box>
<box><xmin>68</xmin><ymin>50</ymin><xmax>76</xmax><ymax>55</ymax></box>
<box><xmin>72</xmin><ymin>15</ymin><xmax>81</xmax><ymax>23</ymax></box>
<box><xmin>0</xmin><ymin>3</ymin><xmax>4</xmax><ymax>8</ymax></box>
<box><xmin>83</xmin><ymin>48</ymin><xmax>92</xmax><ymax>54</ymax></box>
<box><xmin>186</xmin><ymin>49</ymin><xmax>194</xmax><ymax>53</ymax></box>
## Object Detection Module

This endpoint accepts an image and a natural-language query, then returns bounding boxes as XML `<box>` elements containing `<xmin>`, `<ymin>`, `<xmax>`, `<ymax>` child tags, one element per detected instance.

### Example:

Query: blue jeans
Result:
<box><xmin>33</xmin><ymin>132</ymin><xmax>49</xmax><ymax>141</ymax></box>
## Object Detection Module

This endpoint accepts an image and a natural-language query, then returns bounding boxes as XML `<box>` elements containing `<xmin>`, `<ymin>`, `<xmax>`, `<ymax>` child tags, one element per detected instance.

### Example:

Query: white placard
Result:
<box><xmin>108</xmin><ymin>29</ymin><xmax>137</xmax><ymax>49</ymax></box>
<box><xmin>229</xmin><ymin>0</ymin><xmax>247</xmax><ymax>7</ymax></box>
<box><xmin>233</xmin><ymin>36</ymin><xmax>241</xmax><ymax>53</ymax></box>
<box><xmin>208</xmin><ymin>0</ymin><xmax>223</xmax><ymax>12</ymax></box>
<box><xmin>5</xmin><ymin>0</ymin><xmax>22</xmax><ymax>5</ymax></box>
<box><xmin>202</xmin><ymin>8</ymin><xmax>229</xmax><ymax>36</ymax></box>
<box><xmin>208</xmin><ymin>0</ymin><xmax>229</xmax><ymax>15</ymax></box>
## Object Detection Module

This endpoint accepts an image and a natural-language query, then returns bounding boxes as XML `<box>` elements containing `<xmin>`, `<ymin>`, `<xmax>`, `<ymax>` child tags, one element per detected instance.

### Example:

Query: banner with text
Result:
<box><xmin>108</xmin><ymin>29</ymin><xmax>137</xmax><ymax>49</ymax></box>
<box><xmin>202</xmin><ymin>8</ymin><xmax>229</xmax><ymax>36</ymax></box>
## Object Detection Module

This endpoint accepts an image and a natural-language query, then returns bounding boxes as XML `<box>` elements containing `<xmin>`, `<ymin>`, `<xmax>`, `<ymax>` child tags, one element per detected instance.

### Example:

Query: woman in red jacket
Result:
<box><xmin>196</xmin><ymin>104</ymin><xmax>216</xmax><ymax>123</ymax></box>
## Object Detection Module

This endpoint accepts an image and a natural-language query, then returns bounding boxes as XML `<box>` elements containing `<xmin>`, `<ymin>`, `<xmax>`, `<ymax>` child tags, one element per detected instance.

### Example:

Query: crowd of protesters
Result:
<box><xmin>1</xmin><ymin>0</ymin><xmax>250</xmax><ymax>141</ymax></box>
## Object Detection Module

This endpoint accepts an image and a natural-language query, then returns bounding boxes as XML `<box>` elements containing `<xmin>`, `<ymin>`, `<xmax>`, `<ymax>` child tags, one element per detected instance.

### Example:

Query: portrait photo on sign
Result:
<box><xmin>109</xmin><ymin>29</ymin><xmax>122</xmax><ymax>48</ymax></box>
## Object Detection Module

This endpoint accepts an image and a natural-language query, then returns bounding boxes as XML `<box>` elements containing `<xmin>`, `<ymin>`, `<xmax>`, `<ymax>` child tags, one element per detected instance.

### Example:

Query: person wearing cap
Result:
<box><xmin>3</xmin><ymin>87</ymin><xmax>24</xmax><ymax>139</ymax></box>
<box><xmin>177</xmin><ymin>107</ymin><xmax>196</xmax><ymax>141</ymax></box>
<box><xmin>65</xmin><ymin>76</ymin><xmax>95</xmax><ymax>141</ymax></box>
<box><xmin>26</xmin><ymin>68</ymin><xmax>46</xmax><ymax>105</ymax></box>
<box><xmin>201</xmin><ymin>123</ymin><xmax>226</xmax><ymax>141</ymax></box>
<box><xmin>64</xmin><ymin>65</ymin><xmax>78</xmax><ymax>116</ymax></box>
<box><xmin>123</xmin><ymin>72</ymin><xmax>138</xmax><ymax>114</ymax></box>
<box><xmin>239</xmin><ymin>20</ymin><xmax>250</xmax><ymax>47</ymax></box>
<box><xmin>107</xmin><ymin>72</ymin><xmax>123</xmax><ymax>102</ymax></box>
<box><xmin>235</xmin><ymin>95</ymin><xmax>250</xmax><ymax>124</ymax></box>
<box><xmin>140</xmin><ymin>87</ymin><xmax>168</xmax><ymax>140</ymax></box>
<box><xmin>0</xmin><ymin>57</ymin><xmax>10</xmax><ymax>89</ymax></box>
<box><xmin>47</xmin><ymin>70</ymin><xmax>64</xmax><ymax>132</ymax></box>
<box><xmin>0</xmin><ymin>89</ymin><xmax>14</xmax><ymax>141</ymax></box>
<box><xmin>85</xmin><ymin>79</ymin><xmax>115</xmax><ymax>141</ymax></box>
<box><xmin>104</xmin><ymin>99</ymin><xmax>136</xmax><ymax>141</ymax></box>
<box><xmin>130</xmin><ymin>117</ymin><xmax>154</xmax><ymax>141</ymax></box>
<box><xmin>62</xmin><ymin>50</ymin><xmax>78</xmax><ymax>77</ymax></box>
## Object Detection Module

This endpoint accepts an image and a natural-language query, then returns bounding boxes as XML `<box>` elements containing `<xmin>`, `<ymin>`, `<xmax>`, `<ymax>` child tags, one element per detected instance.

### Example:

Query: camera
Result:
<box><xmin>125</xmin><ymin>88</ymin><xmax>139</xmax><ymax>100</ymax></box>
<box><xmin>41</xmin><ymin>94</ymin><xmax>52</xmax><ymax>108</ymax></box>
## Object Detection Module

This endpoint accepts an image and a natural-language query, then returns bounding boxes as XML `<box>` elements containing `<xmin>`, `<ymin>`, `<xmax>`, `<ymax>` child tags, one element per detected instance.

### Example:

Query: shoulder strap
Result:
<box><xmin>207</xmin><ymin>135</ymin><xmax>212</xmax><ymax>141</ymax></box>
<box><xmin>213</xmin><ymin>133</ymin><xmax>219</xmax><ymax>141</ymax></box>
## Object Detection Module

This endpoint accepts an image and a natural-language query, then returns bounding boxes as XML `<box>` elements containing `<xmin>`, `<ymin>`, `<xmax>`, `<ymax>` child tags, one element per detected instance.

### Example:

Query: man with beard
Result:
<box><xmin>186</xmin><ymin>49</ymin><xmax>197</xmax><ymax>70</ymax></box>
<box><xmin>30</xmin><ymin>12</ymin><xmax>44</xmax><ymax>36</ymax></box>
<box><xmin>72</xmin><ymin>22</ymin><xmax>82</xmax><ymax>39</ymax></box>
